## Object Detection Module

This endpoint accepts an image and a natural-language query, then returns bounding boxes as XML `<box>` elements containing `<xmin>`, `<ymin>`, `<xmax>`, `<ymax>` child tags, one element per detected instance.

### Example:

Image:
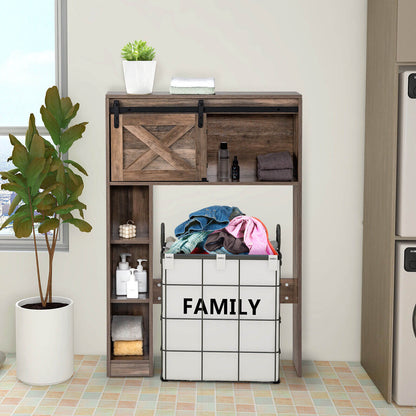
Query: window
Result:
<box><xmin>0</xmin><ymin>0</ymin><xmax>68</xmax><ymax>250</ymax></box>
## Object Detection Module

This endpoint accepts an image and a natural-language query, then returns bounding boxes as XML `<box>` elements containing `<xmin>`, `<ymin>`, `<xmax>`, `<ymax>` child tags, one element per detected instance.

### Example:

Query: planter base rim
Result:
<box><xmin>17</xmin><ymin>372</ymin><xmax>73</xmax><ymax>386</ymax></box>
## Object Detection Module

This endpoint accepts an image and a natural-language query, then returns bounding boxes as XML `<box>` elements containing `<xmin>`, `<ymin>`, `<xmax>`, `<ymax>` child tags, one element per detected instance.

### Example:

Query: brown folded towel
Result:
<box><xmin>257</xmin><ymin>169</ymin><xmax>293</xmax><ymax>181</ymax></box>
<box><xmin>113</xmin><ymin>340</ymin><xmax>143</xmax><ymax>356</ymax></box>
<box><xmin>257</xmin><ymin>151</ymin><xmax>293</xmax><ymax>170</ymax></box>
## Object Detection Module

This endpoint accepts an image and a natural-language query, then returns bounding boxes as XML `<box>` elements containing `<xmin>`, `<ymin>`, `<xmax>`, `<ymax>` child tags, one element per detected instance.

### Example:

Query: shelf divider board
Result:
<box><xmin>111</xmin><ymin>237</ymin><xmax>150</xmax><ymax>245</ymax></box>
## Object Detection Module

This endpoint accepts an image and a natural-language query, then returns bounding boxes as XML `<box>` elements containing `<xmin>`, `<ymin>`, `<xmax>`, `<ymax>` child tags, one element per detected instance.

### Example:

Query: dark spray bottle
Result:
<box><xmin>231</xmin><ymin>156</ymin><xmax>240</xmax><ymax>182</ymax></box>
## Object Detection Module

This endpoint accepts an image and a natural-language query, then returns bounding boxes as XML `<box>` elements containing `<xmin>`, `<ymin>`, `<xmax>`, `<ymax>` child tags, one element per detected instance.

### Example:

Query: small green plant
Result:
<box><xmin>0</xmin><ymin>86</ymin><xmax>92</xmax><ymax>307</ymax></box>
<box><xmin>121</xmin><ymin>40</ymin><xmax>155</xmax><ymax>61</ymax></box>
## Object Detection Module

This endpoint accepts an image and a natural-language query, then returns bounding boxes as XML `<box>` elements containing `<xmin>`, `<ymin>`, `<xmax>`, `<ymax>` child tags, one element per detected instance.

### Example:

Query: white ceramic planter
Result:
<box><xmin>122</xmin><ymin>60</ymin><xmax>156</xmax><ymax>94</ymax></box>
<box><xmin>16</xmin><ymin>296</ymin><xmax>74</xmax><ymax>385</ymax></box>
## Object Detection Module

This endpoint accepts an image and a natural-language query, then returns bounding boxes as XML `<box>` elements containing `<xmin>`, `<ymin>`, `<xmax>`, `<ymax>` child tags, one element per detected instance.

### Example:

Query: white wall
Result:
<box><xmin>0</xmin><ymin>0</ymin><xmax>367</xmax><ymax>361</ymax></box>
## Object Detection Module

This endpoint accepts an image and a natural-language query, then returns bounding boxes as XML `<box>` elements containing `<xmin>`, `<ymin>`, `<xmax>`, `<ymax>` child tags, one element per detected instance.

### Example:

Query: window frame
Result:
<box><xmin>0</xmin><ymin>0</ymin><xmax>68</xmax><ymax>251</ymax></box>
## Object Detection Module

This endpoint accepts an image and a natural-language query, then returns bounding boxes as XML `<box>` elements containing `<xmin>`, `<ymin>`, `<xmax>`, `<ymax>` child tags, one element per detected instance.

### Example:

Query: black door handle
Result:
<box><xmin>413</xmin><ymin>304</ymin><xmax>416</xmax><ymax>338</ymax></box>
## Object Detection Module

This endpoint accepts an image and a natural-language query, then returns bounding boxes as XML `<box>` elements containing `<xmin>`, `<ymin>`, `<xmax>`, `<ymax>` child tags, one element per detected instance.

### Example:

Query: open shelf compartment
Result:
<box><xmin>206</xmin><ymin>113</ymin><xmax>299</xmax><ymax>183</ymax></box>
<box><xmin>110</xmin><ymin>186</ymin><xmax>150</xmax><ymax>241</ymax></box>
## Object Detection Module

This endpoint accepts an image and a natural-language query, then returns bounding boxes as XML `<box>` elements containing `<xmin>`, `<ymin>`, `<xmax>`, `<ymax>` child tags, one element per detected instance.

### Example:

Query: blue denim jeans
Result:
<box><xmin>175</xmin><ymin>205</ymin><xmax>243</xmax><ymax>238</ymax></box>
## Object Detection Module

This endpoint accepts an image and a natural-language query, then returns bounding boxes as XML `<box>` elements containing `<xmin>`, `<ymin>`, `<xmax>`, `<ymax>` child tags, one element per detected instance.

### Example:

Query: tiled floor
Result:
<box><xmin>0</xmin><ymin>355</ymin><xmax>415</xmax><ymax>416</ymax></box>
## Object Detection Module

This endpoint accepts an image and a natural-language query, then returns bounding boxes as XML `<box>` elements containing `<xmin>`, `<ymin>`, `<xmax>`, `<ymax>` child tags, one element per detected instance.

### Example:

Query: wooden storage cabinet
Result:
<box><xmin>106</xmin><ymin>184</ymin><xmax>153</xmax><ymax>377</ymax></box>
<box><xmin>106</xmin><ymin>92</ymin><xmax>302</xmax><ymax>378</ymax></box>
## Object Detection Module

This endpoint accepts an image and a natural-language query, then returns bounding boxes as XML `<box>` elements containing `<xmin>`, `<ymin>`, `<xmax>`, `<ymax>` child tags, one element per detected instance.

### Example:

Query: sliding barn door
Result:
<box><xmin>110</xmin><ymin>113</ymin><xmax>204</xmax><ymax>181</ymax></box>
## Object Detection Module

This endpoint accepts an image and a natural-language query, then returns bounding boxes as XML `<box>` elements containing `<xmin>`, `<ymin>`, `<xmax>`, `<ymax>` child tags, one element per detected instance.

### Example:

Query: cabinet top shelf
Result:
<box><xmin>106</xmin><ymin>91</ymin><xmax>302</xmax><ymax>99</ymax></box>
<box><xmin>109</xmin><ymin>181</ymin><xmax>299</xmax><ymax>187</ymax></box>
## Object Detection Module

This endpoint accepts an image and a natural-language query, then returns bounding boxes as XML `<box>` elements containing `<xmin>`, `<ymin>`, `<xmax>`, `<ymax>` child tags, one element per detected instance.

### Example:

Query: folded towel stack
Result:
<box><xmin>257</xmin><ymin>151</ymin><xmax>294</xmax><ymax>181</ymax></box>
<box><xmin>169</xmin><ymin>77</ymin><xmax>215</xmax><ymax>95</ymax></box>
<box><xmin>112</xmin><ymin>315</ymin><xmax>143</xmax><ymax>356</ymax></box>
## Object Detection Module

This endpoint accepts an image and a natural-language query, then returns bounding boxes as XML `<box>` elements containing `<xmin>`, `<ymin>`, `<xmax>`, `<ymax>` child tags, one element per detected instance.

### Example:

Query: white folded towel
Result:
<box><xmin>170</xmin><ymin>77</ymin><xmax>215</xmax><ymax>88</ymax></box>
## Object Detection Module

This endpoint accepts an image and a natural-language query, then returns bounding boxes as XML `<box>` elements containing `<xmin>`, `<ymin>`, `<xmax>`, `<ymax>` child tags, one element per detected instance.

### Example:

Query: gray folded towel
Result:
<box><xmin>111</xmin><ymin>315</ymin><xmax>143</xmax><ymax>341</ymax></box>
<box><xmin>257</xmin><ymin>168</ymin><xmax>293</xmax><ymax>181</ymax></box>
<box><xmin>257</xmin><ymin>151</ymin><xmax>293</xmax><ymax>170</ymax></box>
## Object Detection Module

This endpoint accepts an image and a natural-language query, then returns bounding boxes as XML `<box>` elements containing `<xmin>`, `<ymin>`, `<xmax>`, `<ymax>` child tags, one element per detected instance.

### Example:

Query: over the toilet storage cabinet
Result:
<box><xmin>106</xmin><ymin>92</ymin><xmax>302</xmax><ymax>378</ymax></box>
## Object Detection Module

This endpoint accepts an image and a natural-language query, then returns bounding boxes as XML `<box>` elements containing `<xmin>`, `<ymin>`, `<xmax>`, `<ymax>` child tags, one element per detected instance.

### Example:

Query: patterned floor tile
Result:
<box><xmin>0</xmin><ymin>356</ymin><xmax>414</xmax><ymax>415</ymax></box>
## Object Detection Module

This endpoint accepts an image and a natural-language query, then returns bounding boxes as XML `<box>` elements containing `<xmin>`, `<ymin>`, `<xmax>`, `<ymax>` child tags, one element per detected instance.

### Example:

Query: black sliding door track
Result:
<box><xmin>110</xmin><ymin>99</ymin><xmax>298</xmax><ymax>128</ymax></box>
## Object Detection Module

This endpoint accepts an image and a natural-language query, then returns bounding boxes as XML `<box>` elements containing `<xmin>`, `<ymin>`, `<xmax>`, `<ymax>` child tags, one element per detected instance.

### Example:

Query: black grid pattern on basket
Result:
<box><xmin>161</xmin><ymin>256</ymin><xmax>281</xmax><ymax>382</ymax></box>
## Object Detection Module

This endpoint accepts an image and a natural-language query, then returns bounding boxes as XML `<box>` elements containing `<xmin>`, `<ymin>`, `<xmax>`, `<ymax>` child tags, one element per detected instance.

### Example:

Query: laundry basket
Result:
<box><xmin>160</xmin><ymin>223</ymin><xmax>281</xmax><ymax>383</ymax></box>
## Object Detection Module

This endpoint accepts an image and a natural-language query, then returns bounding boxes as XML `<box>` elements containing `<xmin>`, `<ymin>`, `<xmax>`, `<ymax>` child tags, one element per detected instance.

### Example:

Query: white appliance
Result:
<box><xmin>393</xmin><ymin>242</ymin><xmax>416</xmax><ymax>405</ymax></box>
<box><xmin>397</xmin><ymin>71</ymin><xmax>416</xmax><ymax>236</ymax></box>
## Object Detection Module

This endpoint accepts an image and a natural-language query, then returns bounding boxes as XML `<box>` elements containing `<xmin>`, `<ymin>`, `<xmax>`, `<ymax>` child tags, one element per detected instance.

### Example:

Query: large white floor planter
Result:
<box><xmin>122</xmin><ymin>60</ymin><xmax>156</xmax><ymax>94</ymax></box>
<box><xmin>16</xmin><ymin>296</ymin><xmax>74</xmax><ymax>385</ymax></box>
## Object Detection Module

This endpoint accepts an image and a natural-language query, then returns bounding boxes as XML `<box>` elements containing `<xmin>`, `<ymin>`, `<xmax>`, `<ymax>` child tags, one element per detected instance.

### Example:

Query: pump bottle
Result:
<box><xmin>126</xmin><ymin>269</ymin><xmax>139</xmax><ymax>298</ymax></box>
<box><xmin>135</xmin><ymin>259</ymin><xmax>148</xmax><ymax>293</ymax></box>
<box><xmin>116</xmin><ymin>253</ymin><xmax>131</xmax><ymax>296</ymax></box>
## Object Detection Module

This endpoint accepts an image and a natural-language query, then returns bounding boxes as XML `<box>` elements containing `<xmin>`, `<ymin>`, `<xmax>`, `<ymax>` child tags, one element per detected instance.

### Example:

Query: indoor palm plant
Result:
<box><xmin>0</xmin><ymin>86</ymin><xmax>92</xmax><ymax>385</ymax></box>
<box><xmin>121</xmin><ymin>40</ymin><xmax>156</xmax><ymax>94</ymax></box>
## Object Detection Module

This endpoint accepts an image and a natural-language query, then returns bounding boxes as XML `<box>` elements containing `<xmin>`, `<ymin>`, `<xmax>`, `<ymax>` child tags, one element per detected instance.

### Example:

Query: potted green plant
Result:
<box><xmin>121</xmin><ymin>40</ymin><xmax>156</xmax><ymax>94</ymax></box>
<box><xmin>0</xmin><ymin>86</ymin><xmax>92</xmax><ymax>385</ymax></box>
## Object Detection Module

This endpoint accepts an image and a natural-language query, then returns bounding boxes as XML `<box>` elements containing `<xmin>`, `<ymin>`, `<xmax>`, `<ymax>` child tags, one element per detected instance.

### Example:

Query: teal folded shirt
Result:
<box><xmin>167</xmin><ymin>231</ymin><xmax>211</xmax><ymax>254</ymax></box>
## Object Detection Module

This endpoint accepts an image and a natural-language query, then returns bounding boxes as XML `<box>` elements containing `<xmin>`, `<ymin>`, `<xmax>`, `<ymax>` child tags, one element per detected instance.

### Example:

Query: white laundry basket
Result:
<box><xmin>160</xmin><ymin>224</ymin><xmax>281</xmax><ymax>383</ymax></box>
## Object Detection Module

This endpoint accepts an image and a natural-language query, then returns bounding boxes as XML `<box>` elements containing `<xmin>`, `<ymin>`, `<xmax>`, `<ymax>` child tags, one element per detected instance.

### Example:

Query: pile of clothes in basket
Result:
<box><xmin>166</xmin><ymin>205</ymin><xmax>277</xmax><ymax>255</ymax></box>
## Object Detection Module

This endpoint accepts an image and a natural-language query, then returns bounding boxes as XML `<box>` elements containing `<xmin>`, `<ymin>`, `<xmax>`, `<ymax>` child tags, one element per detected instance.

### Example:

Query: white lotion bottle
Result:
<box><xmin>135</xmin><ymin>259</ymin><xmax>148</xmax><ymax>293</ymax></box>
<box><xmin>116</xmin><ymin>253</ymin><xmax>131</xmax><ymax>296</ymax></box>
<box><xmin>126</xmin><ymin>269</ymin><xmax>139</xmax><ymax>299</ymax></box>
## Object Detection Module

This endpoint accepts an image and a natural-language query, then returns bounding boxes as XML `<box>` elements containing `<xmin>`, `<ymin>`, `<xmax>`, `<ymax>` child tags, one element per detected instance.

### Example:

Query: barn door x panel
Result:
<box><xmin>111</xmin><ymin>113</ymin><xmax>203</xmax><ymax>181</ymax></box>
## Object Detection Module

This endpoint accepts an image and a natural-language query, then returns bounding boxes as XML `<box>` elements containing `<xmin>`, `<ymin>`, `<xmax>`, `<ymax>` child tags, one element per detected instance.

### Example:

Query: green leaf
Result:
<box><xmin>40</xmin><ymin>106</ymin><xmax>61</xmax><ymax>145</ymax></box>
<box><xmin>32</xmin><ymin>184</ymin><xmax>59</xmax><ymax>207</ymax></box>
<box><xmin>61</xmin><ymin>97</ymin><xmax>72</xmax><ymax>115</ymax></box>
<box><xmin>10</xmin><ymin>135</ymin><xmax>29</xmax><ymax>172</ymax></box>
<box><xmin>64</xmin><ymin>159</ymin><xmax>87</xmax><ymax>176</ymax></box>
<box><xmin>40</xmin><ymin>173</ymin><xmax>56</xmax><ymax>189</ymax></box>
<box><xmin>38</xmin><ymin>217</ymin><xmax>60</xmax><ymax>234</ymax></box>
<box><xmin>25</xmin><ymin>113</ymin><xmax>39</xmax><ymax>149</ymax></box>
<box><xmin>50</xmin><ymin>159</ymin><xmax>61</xmax><ymax>172</ymax></box>
<box><xmin>29</xmin><ymin>134</ymin><xmax>45</xmax><ymax>160</ymax></box>
<box><xmin>0</xmin><ymin>171</ymin><xmax>26</xmax><ymax>188</ymax></box>
<box><xmin>68</xmin><ymin>184</ymin><xmax>84</xmax><ymax>201</ymax></box>
<box><xmin>37</xmin><ymin>194</ymin><xmax>57</xmax><ymax>214</ymax></box>
<box><xmin>61</xmin><ymin>213</ymin><xmax>73</xmax><ymax>221</ymax></box>
<box><xmin>52</xmin><ymin>183</ymin><xmax>66</xmax><ymax>205</ymax></box>
<box><xmin>31</xmin><ymin>156</ymin><xmax>52</xmax><ymax>194</ymax></box>
<box><xmin>63</xmin><ymin>218</ymin><xmax>92</xmax><ymax>232</ymax></box>
<box><xmin>65</xmin><ymin>168</ymin><xmax>83</xmax><ymax>194</ymax></box>
<box><xmin>13</xmin><ymin>216</ymin><xmax>33</xmax><ymax>238</ymax></box>
<box><xmin>56</xmin><ymin>162</ymin><xmax>65</xmax><ymax>183</ymax></box>
<box><xmin>59</xmin><ymin>122</ymin><xmax>88</xmax><ymax>154</ymax></box>
<box><xmin>13</xmin><ymin>205</ymin><xmax>31</xmax><ymax>218</ymax></box>
<box><xmin>44</xmin><ymin>141</ymin><xmax>58</xmax><ymax>158</ymax></box>
<box><xmin>0</xmin><ymin>214</ymin><xmax>15</xmax><ymax>230</ymax></box>
<box><xmin>1</xmin><ymin>183</ymin><xmax>29</xmax><ymax>204</ymax></box>
<box><xmin>8</xmin><ymin>194</ymin><xmax>22</xmax><ymax>215</ymax></box>
<box><xmin>54</xmin><ymin>200</ymin><xmax>86</xmax><ymax>215</ymax></box>
<box><xmin>26</xmin><ymin>158</ymin><xmax>46</xmax><ymax>191</ymax></box>
<box><xmin>45</xmin><ymin>86</ymin><xmax>63</xmax><ymax>126</ymax></box>
<box><xmin>9</xmin><ymin>134</ymin><xmax>23</xmax><ymax>147</ymax></box>
<box><xmin>63</xmin><ymin>103</ymin><xmax>79</xmax><ymax>128</ymax></box>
